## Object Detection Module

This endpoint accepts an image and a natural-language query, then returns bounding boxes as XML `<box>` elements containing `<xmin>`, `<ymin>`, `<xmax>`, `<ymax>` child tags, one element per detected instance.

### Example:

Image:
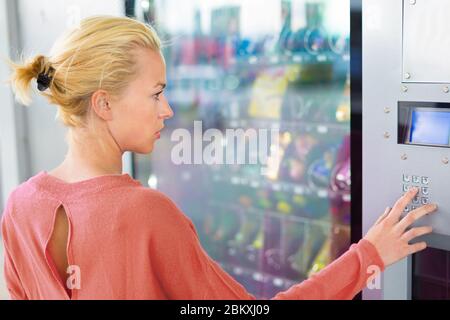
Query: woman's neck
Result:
<box><xmin>48</xmin><ymin>127</ymin><xmax>123</xmax><ymax>183</ymax></box>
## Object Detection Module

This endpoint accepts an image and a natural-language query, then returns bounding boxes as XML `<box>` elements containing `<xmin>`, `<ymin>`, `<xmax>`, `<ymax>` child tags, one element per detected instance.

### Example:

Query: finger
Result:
<box><xmin>388</xmin><ymin>187</ymin><xmax>419</xmax><ymax>222</ymax></box>
<box><xmin>401</xmin><ymin>226</ymin><xmax>433</xmax><ymax>242</ymax></box>
<box><xmin>408</xmin><ymin>241</ymin><xmax>427</xmax><ymax>255</ymax></box>
<box><xmin>396</xmin><ymin>204</ymin><xmax>438</xmax><ymax>232</ymax></box>
<box><xmin>375</xmin><ymin>207</ymin><xmax>391</xmax><ymax>225</ymax></box>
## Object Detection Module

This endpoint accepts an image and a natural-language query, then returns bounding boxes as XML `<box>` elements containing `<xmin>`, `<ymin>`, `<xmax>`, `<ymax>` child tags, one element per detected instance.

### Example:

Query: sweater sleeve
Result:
<box><xmin>1</xmin><ymin>209</ymin><xmax>28</xmax><ymax>300</ymax></box>
<box><xmin>271</xmin><ymin>239</ymin><xmax>385</xmax><ymax>300</ymax></box>
<box><xmin>148</xmin><ymin>197</ymin><xmax>256</xmax><ymax>300</ymax></box>
<box><xmin>149</xmin><ymin>196</ymin><xmax>384</xmax><ymax>300</ymax></box>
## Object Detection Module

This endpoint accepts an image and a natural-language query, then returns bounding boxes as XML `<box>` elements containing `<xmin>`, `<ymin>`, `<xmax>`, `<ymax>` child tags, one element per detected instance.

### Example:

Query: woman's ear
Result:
<box><xmin>91</xmin><ymin>90</ymin><xmax>113</xmax><ymax>121</ymax></box>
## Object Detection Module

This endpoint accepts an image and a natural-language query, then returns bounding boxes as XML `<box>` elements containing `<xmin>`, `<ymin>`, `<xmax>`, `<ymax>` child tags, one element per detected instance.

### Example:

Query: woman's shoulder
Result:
<box><xmin>128</xmin><ymin>185</ymin><xmax>176</xmax><ymax>208</ymax></box>
<box><xmin>0</xmin><ymin>182</ymin><xmax>31</xmax><ymax>238</ymax></box>
<box><xmin>126</xmin><ymin>185</ymin><xmax>192</xmax><ymax>225</ymax></box>
<box><xmin>1</xmin><ymin>179</ymin><xmax>34</xmax><ymax>219</ymax></box>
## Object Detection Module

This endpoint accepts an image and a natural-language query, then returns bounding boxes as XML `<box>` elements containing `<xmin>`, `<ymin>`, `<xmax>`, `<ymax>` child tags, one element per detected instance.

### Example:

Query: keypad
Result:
<box><xmin>402</xmin><ymin>174</ymin><xmax>430</xmax><ymax>213</ymax></box>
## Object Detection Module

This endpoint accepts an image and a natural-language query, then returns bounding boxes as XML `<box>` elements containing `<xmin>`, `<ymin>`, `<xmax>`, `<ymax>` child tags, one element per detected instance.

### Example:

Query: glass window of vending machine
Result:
<box><xmin>127</xmin><ymin>0</ymin><xmax>353</xmax><ymax>299</ymax></box>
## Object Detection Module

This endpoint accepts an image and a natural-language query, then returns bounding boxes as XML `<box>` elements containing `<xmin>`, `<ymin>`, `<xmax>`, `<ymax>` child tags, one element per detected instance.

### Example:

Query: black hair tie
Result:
<box><xmin>37</xmin><ymin>67</ymin><xmax>55</xmax><ymax>92</ymax></box>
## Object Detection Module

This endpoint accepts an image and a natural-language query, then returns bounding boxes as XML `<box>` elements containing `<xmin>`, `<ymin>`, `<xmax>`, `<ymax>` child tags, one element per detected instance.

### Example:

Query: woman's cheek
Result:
<box><xmin>134</xmin><ymin>102</ymin><xmax>151</xmax><ymax>122</ymax></box>
<box><xmin>143</xmin><ymin>103</ymin><xmax>158</xmax><ymax>130</ymax></box>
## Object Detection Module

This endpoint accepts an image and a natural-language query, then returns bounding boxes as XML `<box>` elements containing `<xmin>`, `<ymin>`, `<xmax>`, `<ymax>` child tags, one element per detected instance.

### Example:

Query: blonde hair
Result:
<box><xmin>8</xmin><ymin>15</ymin><xmax>161</xmax><ymax>127</ymax></box>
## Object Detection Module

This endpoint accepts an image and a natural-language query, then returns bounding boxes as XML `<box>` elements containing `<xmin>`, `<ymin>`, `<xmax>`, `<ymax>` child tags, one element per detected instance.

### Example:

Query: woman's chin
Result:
<box><xmin>133</xmin><ymin>142</ymin><xmax>155</xmax><ymax>155</ymax></box>
<box><xmin>143</xmin><ymin>144</ymin><xmax>155</xmax><ymax>154</ymax></box>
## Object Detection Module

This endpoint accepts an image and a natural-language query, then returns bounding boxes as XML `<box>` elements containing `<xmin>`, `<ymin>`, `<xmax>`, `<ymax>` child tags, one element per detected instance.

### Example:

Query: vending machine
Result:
<box><xmin>128</xmin><ymin>0</ymin><xmax>354</xmax><ymax>299</ymax></box>
<box><xmin>363</xmin><ymin>0</ymin><xmax>450</xmax><ymax>299</ymax></box>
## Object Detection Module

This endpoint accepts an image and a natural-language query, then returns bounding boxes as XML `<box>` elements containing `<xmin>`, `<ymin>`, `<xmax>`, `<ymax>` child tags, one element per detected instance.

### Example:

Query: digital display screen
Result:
<box><xmin>409</xmin><ymin>110</ymin><xmax>450</xmax><ymax>146</ymax></box>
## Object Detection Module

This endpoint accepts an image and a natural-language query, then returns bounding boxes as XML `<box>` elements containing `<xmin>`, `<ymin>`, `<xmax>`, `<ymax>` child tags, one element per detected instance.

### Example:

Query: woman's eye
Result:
<box><xmin>153</xmin><ymin>92</ymin><xmax>163</xmax><ymax>101</ymax></box>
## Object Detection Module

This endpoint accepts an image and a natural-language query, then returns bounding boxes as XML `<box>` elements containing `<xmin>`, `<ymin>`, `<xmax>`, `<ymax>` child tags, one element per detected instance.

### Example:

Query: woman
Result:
<box><xmin>1</xmin><ymin>16</ymin><xmax>436</xmax><ymax>300</ymax></box>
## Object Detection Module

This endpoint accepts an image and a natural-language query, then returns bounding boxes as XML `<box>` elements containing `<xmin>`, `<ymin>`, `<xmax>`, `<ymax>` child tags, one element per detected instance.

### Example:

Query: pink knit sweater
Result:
<box><xmin>1</xmin><ymin>171</ymin><xmax>384</xmax><ymax>300</ymax></box>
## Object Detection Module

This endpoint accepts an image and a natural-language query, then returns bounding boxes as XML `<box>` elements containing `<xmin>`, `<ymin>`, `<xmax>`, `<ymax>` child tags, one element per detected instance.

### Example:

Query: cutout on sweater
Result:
<box><xmin>45</xmin><ymin>204</ymin><xmax>72</xmax><ymax>298</ymax></box>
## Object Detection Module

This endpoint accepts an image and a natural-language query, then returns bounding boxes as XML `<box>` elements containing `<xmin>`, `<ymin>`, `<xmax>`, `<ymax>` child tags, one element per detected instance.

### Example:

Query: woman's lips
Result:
<box><xmin>155</xmin><ymin>126</ymin><xmax>164</xmax><ymax>139</ymax></box>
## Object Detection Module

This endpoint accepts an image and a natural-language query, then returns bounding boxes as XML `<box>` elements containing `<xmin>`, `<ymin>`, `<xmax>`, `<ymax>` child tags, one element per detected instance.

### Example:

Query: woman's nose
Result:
<box><xmin>159</xmin><ymin>96</ymin><xmax>174</xmax><ymax>120</ymax></box>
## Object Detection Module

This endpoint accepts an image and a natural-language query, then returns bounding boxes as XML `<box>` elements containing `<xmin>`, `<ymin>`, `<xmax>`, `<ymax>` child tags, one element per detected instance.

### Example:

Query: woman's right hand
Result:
<box><xmin>364</xmin><ymin>187</ymin><xmax>438</xmax><ymax>268</ymax></box>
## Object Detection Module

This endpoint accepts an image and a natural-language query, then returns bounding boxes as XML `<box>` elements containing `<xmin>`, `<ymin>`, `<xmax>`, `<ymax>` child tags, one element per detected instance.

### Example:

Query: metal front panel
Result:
<box><xmin>403</xmin><ymin>0</ymin><xmax>450</xmax><ymax>83</ymax></box>
<box><xmin>363</xmin><ymin>0</ymin><xmax>450</xmax><ymax>299</ymax></box>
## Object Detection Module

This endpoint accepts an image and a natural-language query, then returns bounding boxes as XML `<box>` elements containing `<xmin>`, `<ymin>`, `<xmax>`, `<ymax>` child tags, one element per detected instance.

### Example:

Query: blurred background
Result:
<box><xmin>0</xmin><ymin>0</ymin><xmax>358</xmax><ymax>300</ymax></box>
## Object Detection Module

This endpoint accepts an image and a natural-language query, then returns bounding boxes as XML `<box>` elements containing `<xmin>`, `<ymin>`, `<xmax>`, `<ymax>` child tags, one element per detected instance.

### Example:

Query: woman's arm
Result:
<box><xmin>271</xmin><ymin>239</ymin><xmax>383</xmax><ymax>299</ymax></box>
<box><xmin>149</xmin><ymin>187</ymin><xmax>436</xmax><ymax>300</ymax></box>
<box><xmin>1</xmin><ymin>213</ymin><xmax>29</xmax><ymax>300</ymax></box>
<box><xmin>2</xmin><ymin>242</ymin><xmax>29</xmax><ymax>300</ymax></box>
<box><xmin>150</xmin><ymin>208</ymin><xmax>382</xmax><ymax>300</ymax></box>
<box><xmin>148</xmin><ymin>205</ymin><xmax>257</xmax><ymax>299</ymax></box>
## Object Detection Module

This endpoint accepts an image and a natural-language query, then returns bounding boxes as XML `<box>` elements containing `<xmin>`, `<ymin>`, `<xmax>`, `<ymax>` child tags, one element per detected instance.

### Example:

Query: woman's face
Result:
<box><xmin>108</xmin><ymin>47</ymin><xmax>173</xmax><ymax>154</ymax></box>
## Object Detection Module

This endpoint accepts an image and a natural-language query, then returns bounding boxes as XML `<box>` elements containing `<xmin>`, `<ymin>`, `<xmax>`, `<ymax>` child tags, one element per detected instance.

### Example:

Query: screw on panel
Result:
<box><xmin>444</xmin><ymin>86</ymin><xmax>449</xmax><ymax>93</ymax></box>
<box><xmin>410</xmin><ymin>0</ymin><xmax>416</xmax><ymax>5</ymax></box>
<box><xmin>405</xmin><ymin>73</ymin><xmax>411</xmax><ymax>79</ymax></box>
<box><xmin>402</xmin><ymin>85</ymin><xmax>408</xmax><ymax>92</ymax></box>
<box><xmin>401</xmin><ymin>154</ymin><xmax>408</xmax><ymax>160</ymax></box>
<box><xmin>443</xmin><ymin>157</ymin><xmax>449</xmax><ymax>165</ymax></box>
<box><xmin>384</xmin><ymin>107</ymin><xmax>391</xmax><ymax>114</ymax></box>
<box><xmin>383</xmin><ymin>132</ymin><xmax>390</xmax><ymax>139</ymax></box>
